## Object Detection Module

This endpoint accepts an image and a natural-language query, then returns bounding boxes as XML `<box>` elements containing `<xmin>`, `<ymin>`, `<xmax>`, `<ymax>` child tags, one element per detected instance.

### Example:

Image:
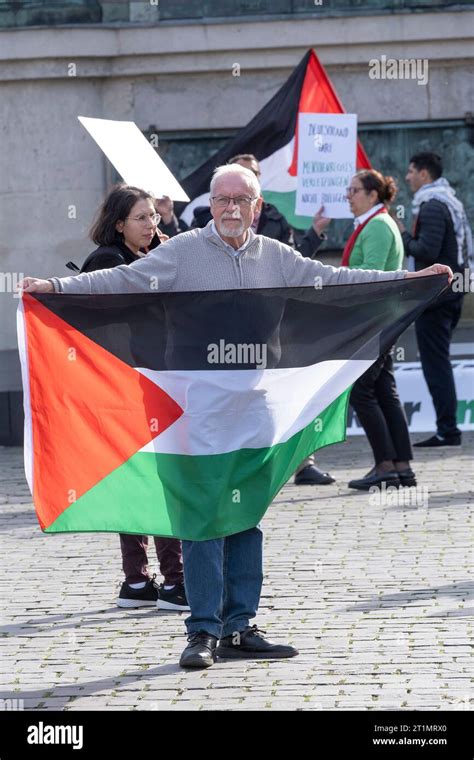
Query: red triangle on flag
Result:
<box><xmin>288</xmin><ymin>50</ymin><xmax>371</xmax><ymax>177</ymax></box>
<box><xmin>23</xmin><ymin>294</ymin><xmax>183</xmax><ymax>530</ymax></box>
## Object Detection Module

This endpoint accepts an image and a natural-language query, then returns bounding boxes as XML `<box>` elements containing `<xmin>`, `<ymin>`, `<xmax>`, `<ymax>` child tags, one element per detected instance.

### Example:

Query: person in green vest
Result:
<box><xmin>342</xmin><ymin>169</ymin><xmax>416</xmax><ymax>491</ymax></box>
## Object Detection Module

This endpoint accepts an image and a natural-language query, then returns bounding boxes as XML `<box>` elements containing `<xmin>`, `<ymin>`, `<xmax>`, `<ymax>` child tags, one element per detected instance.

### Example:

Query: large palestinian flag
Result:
<box><xmin>18</xmin><ymin>276</ymin><xmax>446</xmax><ymax>541</ymax></box>
<box><xmin>181</xmin><ymin>49</ymin><xmax>370</xmax><ymax>230</ymax></box>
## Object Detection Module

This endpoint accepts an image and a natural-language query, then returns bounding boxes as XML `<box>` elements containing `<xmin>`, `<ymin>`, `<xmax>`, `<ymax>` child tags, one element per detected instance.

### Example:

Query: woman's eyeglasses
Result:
<box><xmin>126</xmin><ymin>213</ymin><xmax>161</xmax><ymax>225</ymax></box>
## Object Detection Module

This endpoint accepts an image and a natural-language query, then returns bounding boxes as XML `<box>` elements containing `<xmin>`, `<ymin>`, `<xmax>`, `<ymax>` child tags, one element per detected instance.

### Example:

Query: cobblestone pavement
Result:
<box><xmin>0</xmin><ymin>434</ymin><xmax>472</xmax><ymax>711</ymax></box>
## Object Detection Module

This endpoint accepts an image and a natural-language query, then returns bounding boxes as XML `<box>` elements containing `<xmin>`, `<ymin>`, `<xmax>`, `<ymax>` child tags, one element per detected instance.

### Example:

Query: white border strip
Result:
<box><xmin>16</xmin><ymin>296</ymin><xmax>33</xmax><ymax>494</ymax></box>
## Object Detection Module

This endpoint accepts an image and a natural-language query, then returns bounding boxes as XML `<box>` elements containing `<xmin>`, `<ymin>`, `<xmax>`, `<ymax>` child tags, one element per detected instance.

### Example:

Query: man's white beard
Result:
<box><xmin>218</xmin><ymin>219</ymin><xmax>245</xmax><ymax>237</ymax></box>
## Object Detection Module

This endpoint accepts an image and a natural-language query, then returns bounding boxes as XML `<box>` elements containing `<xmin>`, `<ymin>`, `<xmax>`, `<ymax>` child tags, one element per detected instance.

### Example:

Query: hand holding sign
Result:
<box><xmin>154</xmin><ymin>195</ymin><xmax>175</xmax><ymax>225</ymax></box>
<box><xmin>312</xmin><ymin>205</ymin><xmax>332</xmax><ymax>236</ymax></box>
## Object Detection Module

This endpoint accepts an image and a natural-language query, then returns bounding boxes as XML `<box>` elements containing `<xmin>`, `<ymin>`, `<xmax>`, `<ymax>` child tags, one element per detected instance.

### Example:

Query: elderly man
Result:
<box><xmin>22</xmin><ymin>165</ymin><xmax>452</xmax><ymax>669</ymax></box>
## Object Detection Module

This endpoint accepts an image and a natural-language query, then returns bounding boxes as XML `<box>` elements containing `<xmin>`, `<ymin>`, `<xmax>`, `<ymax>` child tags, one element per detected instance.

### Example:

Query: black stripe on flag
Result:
<box><xmin>180</xmin><ymin>51</ymin><xmax>311</xmax><ymax>203</ymax></box>
<box><xmin>35</xmin><ymin>276</ymin><xmax>447</xmax><ymax>371</ymax></box>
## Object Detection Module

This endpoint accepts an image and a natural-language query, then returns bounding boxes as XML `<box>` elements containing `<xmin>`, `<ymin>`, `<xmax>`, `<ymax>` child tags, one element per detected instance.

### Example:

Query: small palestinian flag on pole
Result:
<box><xmin>18</xmin><ymin>276</ymin><xmax>446</xmax><ymax>541</ymax></box>
<box><xmin>181</xmin><ymin>49</ymin><xmax>370</xmax><ymax>230</ymax></box>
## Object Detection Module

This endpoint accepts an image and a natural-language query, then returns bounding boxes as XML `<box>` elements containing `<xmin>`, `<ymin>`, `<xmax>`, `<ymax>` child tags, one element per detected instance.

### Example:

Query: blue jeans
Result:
<box><xmin>182</xmin><ymin>526</ymin><xmax>263</xmax><ymax>639</ymax></box>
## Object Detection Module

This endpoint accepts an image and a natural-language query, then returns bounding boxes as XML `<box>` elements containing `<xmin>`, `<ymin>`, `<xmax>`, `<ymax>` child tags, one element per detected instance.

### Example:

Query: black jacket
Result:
<box><xmin>80</xmin><ymin>240</ymin><xmax>142</xmax><ymax>273</ymax></box>
<box><xmin>256</xmin><ymin>203</ymin><xmax>323</xmax><ymax>259</ymax></box>
<box><xmin>402</xmin><ymin>199</ymin><xmax>461</xmax><ymax>273</ymax></box>
<box><xmin>191</xmin><ymin>202</ymin><xmax>323</xmax><ymax>259</ymax></box>
<box><xmin>402</xmin><ymin>198</ymin><xmax>463</xmax><ymax>305</ymax></box>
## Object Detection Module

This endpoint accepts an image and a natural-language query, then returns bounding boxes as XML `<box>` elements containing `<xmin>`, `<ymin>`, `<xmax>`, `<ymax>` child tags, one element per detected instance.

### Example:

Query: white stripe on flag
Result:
<box><xmin>137</xmin><ymin>358</ymin><xmax>371</xmax><ymax>456</ymax></box>
<box><xmin>259</xmin><ymin>138</ymin><xmax>296</xmax><ymax>194</ymax></box>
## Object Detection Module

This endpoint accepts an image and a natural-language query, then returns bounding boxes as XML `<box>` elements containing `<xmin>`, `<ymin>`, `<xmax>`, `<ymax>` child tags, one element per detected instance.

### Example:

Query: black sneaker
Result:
<box><xmin>156</xmin><ymin>583</ymin><xmax>190</xmax><ymax>611</ymax></box>
<box><xmin>116</xmin><ymin>574</ymin><xmax>159</xmax><ymax>608</ymax></box>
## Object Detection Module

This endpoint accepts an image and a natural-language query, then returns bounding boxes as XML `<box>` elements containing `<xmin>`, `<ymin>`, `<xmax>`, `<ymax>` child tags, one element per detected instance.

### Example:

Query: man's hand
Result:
<box><xmin>17</xmin><ymin>277</ymin><xmax>54</xmax><ymax>293</ymax></box>
<box><xmin>405</xmin><ymin>263</ymin><xmax>453</xmax><ymax>284</ymax></box>
<box><xmin>312</xmin><ymin>205</ymin><xmax>331</xmax><ymax>236</ymax></box>
<box><xmin>155</xmin><ymin>196</ymin><xmax>174</xmax><ymax>225</ymax></box>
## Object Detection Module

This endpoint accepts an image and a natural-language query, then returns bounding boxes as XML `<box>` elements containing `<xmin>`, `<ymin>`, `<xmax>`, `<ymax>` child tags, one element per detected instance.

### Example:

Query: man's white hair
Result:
<box><xmin>210</xmin><ymin>164</ymin><xmax>261</xmax><ymax>198</ymax></box>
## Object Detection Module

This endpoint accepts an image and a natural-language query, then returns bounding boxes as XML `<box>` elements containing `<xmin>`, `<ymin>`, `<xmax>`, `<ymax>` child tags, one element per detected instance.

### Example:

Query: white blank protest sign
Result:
<box><xmin>78</xmin><ymin>116</ymin><xmax>189</xmax><ymax>202</ymax></box>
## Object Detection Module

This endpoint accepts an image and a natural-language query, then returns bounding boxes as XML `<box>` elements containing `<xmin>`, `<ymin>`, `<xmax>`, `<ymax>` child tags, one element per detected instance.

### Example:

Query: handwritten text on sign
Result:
<box><xmin>296</xmin><ymin>113</ymin><xmax>357</xmax><ymax>219</ymax></box>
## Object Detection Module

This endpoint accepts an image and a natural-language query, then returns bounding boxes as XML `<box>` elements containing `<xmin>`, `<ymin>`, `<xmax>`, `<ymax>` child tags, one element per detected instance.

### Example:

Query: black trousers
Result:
<box><xmin>350</xmin><ymin>352</ymin><xmax>413</xmax><ymax>465</ymax></box>
<box><xmin>415</xmin><ymin>297</ymin><xmax>463</xmax><ymax>439</ymax></box>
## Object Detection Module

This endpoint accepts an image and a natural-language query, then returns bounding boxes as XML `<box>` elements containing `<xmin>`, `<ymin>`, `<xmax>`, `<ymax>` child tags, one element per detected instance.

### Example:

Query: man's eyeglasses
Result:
<box><xmin>211</xmin><ymin>196</ymin><xmax>257</xmax><ymax>208</ymax></box>
<box><xmin>126</xmin><ymin>213</ymin><xmax>161</xmax><ymax>225</ymax></box>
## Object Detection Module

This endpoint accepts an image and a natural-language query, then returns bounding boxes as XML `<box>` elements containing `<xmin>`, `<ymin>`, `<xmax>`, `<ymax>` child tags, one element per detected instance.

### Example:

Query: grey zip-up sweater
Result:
<box><xmin>51</xmin><ymin>221</ymin><xmax>407</xmax><ymax>294</ymax></box>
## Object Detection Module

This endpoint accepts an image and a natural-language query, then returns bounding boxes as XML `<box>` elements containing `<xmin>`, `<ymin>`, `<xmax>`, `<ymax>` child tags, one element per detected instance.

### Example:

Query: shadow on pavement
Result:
<box><xmin>343</xmin><ymin>580</ymin><xmax>474</xmax><ymax>613</ymax></box>
<box><xmin>0</xmin><ymin>661</ymin><xmax>184</xmax><ymax>710</ymax></box>
<box><xmin>0</xmin><ymin>608</ymin><xmax>184</xmax><ymax>636</ymax></box>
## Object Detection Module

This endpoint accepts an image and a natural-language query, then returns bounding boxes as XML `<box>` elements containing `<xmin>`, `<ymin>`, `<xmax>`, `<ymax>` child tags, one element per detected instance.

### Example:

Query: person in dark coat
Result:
<box><xmin>396</xmin><ymin>152</ymin><xmax>471</xmax><ymax>447</ymax></box>
<box><xmin>81</xmin><ymin>184</ymin><xmax>189</xmax><ymax>612</ymax></box>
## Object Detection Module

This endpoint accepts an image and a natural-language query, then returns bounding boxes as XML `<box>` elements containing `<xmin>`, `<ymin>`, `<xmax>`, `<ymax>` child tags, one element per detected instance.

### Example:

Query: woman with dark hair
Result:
<box><xmin>342</xmin><ymin>170</ymin><xmax>416</xmax><ymax>491</ymax></box>
<box><xmin>81</xmin><ymin>184</ymin><xmax>164</xmax><ymax>272</ymax></box>
<box><xmin>81</xmin><ymin>184</ymin><xmax>189</xmax><ymax>611</ymax></box>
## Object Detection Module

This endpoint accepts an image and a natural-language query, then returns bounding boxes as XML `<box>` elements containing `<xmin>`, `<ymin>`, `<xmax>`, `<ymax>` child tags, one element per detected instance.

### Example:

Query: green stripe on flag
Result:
<box><xmin>262</xmin><ymin>190</ymin><xmax>314</xmax><ymax>231</ymax></box>
<box><xmin>45</xmin><ymin>389</ymin><xmax>350</xmax><ymax>540</ymax></box>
